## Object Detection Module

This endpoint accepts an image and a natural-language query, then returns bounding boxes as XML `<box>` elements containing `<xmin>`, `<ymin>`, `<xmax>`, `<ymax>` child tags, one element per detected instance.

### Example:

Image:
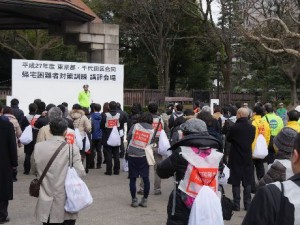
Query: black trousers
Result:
<box><xmin>251</xmin><ymin>159</ymin><xmax>265</xmax><ymax>193</ymax></box>
<box><xmin>232</xmin><ymin>185</ymin><xmax>251</xmax><ymax>209</ymax></box>
<box><xmin>24</xmin><ymin>152</ymin><xmax>32</xmax><ymax>173</ymax></box>
<box><xmin>0</xmin><ymin>200</ymin><xmax>8</xmax><ymax>220</ymax></box>
<box><xmin>90</xmin><ymin>139</ymin><xmax>102</xmax><ymax>167</ymax></box>
<box><xmin>104</xmin><ymin>145</ymin><xmax>120</xmax><ymax>174</ymax></box>
<box><xmin>119</xmin><ymin>136</ymin><xmax>125</xmax><ymax>158</ymax></box>
<box><xmin>253</xmin><ymin>159</ymin><xmax>265</xmax><ymax>180</ymax></box>
<box><xmin>266</xmin><ymin>136</ymin><xmax>275</xmax><ymax>164</ymax></box>
<box><xmin>43</xmin><ymin>219</ymin><xmax>75</xmax><ymax>225</ymax></box>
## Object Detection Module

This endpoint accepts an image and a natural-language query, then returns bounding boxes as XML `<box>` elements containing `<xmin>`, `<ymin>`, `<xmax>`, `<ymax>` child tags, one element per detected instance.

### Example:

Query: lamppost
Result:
<box><xmin>216</xmin><ymin>51</ymin><xmax>221</xmax><ymax>99</ymax></box>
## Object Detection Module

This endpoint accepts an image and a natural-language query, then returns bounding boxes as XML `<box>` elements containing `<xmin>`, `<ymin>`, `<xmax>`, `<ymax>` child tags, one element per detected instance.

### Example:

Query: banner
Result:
<box><xmin>11</xmin><ymin>59</ymin><xmax>124</xmax><ymax>113</ymax></box>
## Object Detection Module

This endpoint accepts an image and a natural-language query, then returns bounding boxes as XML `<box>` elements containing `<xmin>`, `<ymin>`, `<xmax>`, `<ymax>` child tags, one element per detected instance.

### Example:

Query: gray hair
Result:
<box><xmin>48</xmin><ymin>107</ymin><xmax>63</xmax><ymax>122</ymax></box>
<box><xmin>201</xmin><ymin>105</ymin><xmax>211</xmax><ymax>113</ymax></box>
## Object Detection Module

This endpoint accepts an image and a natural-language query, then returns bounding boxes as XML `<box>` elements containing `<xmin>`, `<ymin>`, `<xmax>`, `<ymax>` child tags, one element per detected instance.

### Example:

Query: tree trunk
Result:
<box><xmin>290</xmin><ymin>78</ymin><xmax>298</xmax><ymax>106</ymax></box>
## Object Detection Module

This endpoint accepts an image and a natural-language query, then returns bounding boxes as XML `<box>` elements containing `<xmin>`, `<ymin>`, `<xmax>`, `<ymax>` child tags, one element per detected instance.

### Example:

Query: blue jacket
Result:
<box><xmin>91</xmin><ymin>112</ymin><xmax>102</xmax><ymax>140</ymax></box>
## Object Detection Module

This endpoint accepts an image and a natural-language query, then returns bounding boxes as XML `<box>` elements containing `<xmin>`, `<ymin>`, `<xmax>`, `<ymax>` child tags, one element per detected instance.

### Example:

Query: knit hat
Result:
<box><xmin>273</xmin><ymin>127</ymin><xmax>298</xmax><ymax>153</ymax></box>
<box><xmin>180</xmin><ymin>118</ymin><xmax>207</xmax><ymax>134</ymax></box>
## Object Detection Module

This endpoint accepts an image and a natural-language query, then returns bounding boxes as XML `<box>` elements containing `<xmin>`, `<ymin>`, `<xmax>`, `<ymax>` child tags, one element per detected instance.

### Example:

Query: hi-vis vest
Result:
<box><xmin>129</xmin><ymin>123</ymin><xmax>154</xmax><ymax>150</ymax></box>
<box><xmin>105</xmin><ymin>113</ymin><xmax>120</xmax><ymax>128</ymax></box>
<box><xmin>178</xmin><ymin>146</ymin><xmax>223</xmax><ymax>198</ymax></box>
<box><xmin>65</xmin><ymin>128</ymin><xmax>75</xmax><ymax>144</ymax></box>
<box><xmin>152</xmin><ymin>116</ymin><xmax>163</xmax><ymax>138</ymax></box>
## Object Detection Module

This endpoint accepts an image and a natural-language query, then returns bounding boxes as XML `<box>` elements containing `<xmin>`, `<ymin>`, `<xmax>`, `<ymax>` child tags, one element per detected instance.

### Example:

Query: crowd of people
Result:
<box><xmin>1</xmin><ymin>87</ymin><xmax>300</xmax><ymax>225</ymax></box>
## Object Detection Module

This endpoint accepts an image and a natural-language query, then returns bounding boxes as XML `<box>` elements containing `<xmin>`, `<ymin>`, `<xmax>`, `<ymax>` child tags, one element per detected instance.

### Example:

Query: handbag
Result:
<box><xmin>219</xmin><ymin>185</ymin><xmax>234</xmax><ymax>221</ymax></box>
<box><xmin>145</xmin><ymin>144</ymin><xmax>156</xmax><ymax>166</ymax></box>
<box><xmin>29</xmin><ymin>142</ymin><xmax>66</xmax><ymax>197</ymax></box>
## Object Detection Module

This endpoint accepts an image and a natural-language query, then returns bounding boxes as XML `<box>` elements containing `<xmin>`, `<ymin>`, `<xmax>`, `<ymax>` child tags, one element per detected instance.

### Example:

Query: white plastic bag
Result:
<box><xmin>158</xmin><ymin>129</ymin><xmax>171</xmax><ymax>156</ymax></box>
<box><xmin>107</xmin><ymin>126</ymin><xmax>121</xmax><ymax>146</ymax></box>
<box><xmin>119</xmin><ymin>129</ymin><xmax>124</xmax><ymax>137</ymax></box>
<box><xmin>188</xmin><ymin>186</ymin><xmax>224</xmax><ymax>225</ymax></box>
<box><xmin>122</xmin><ymin>158</ymin><xmax>128</xmax><ymax>172</ymax></box>
<box><xmin>252</xmin><ymin>134</ymin><xmax>268</xmax><ymax>159</ymax></box>
<box><xmin>145</xmin><ymin>145</ymin><xmax>155</xmax><ymax>166</ymax></box>
<box><xmin>219</xmin><ymin>165</ymin><xmax>230</xmax><ymax>185</ymax></box>
<box><xmin>19</xmin><ymin>125</ymin><xmax>33</xmax><ymax>145</ymax></box>
<box><xmin>64</xmin><ymin>167</ymin><xmax>93</xmax><ymax>213</ymax></box>
<box><xmin>74</xmin><ymin>128</ymin><xmax>83</xmax><ymax>150</ymax></box>
<box><xmin>85</xmin><ymin>134</ymin><xmax>91</xmax><ymax>153</ymax></box>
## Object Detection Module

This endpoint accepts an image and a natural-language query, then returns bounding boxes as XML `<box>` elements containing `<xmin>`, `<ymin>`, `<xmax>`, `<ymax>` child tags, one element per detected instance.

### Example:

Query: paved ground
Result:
<box><xmin>6</xmin><ymin>148</ymin><xmax>246</xmax><ymax>225</ymax></box>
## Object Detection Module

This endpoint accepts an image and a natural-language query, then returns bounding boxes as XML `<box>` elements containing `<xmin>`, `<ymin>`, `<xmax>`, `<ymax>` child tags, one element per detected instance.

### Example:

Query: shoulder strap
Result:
<box><xmin>151</xmin><ymin>117</ymin><xmax>162</xmax><ymax>143</ymax></box>
<box><xmin>265</xmin><ymin>115</ymin><xmax>269</xmax><ymax>124</ymax></box>
<box><xmin>37</xmin><ymin>142</ymin><xmax>66</xmax><ymax>185</ymax></box>
<box><xmin>276</xmin><ymin>182</ymin><xmax>285</xmax><ymax>225</ymax></box>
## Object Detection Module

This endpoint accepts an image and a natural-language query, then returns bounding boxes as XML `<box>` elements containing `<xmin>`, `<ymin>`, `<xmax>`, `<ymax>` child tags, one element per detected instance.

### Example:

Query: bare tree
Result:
<box><xmin>241</xmin><ymin>0</ymin><xmax>300</xmax><ymax>105</ymax></box>
<box><xmin>0</xmin><ymin>30</ymin><xmax>62</xmax><ymax>60</ymax></box>
<box><xmin>122</xmin><ymin>0</ymin><xmax>187</xmax><ymax>94</ymax></box>
<box><xmin>190</xmin><ymin>0</ymin><xmax>240</xmax><ymax>104</ymax></box>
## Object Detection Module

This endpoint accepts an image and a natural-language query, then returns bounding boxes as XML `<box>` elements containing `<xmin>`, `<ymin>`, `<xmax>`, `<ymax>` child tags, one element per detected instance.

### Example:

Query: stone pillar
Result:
<box><xmin>63</xmin><ymin>21</ymin><xmax>119</xmax><ymax>64</ymax></box>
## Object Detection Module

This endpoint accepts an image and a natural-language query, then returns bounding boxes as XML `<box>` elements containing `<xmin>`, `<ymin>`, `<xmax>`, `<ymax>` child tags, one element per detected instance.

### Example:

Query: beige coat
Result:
<box><xmin>68</xmin><ymin>110</ymin><xmax>91</xmax><ymax>137</ymax></box>
<box><xmin>36</xmin><ymin>125</ymin><xmax>75</xmax><ymax>144</ymax></box>
<box><xmin>34</xmin><ymin>136</ymin><xmax>85</xmax><ymax>223</ymax></box>
<box><xmin>4</xmin><ymin>113</ymin><xmax>22</xmax><ymax>145</ymax></box>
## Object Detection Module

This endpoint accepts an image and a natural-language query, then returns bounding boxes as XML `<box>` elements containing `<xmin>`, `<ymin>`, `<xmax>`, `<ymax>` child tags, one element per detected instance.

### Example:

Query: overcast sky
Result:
<box><xmin>202</xmin><ymin>0</ymin><xmax>220</xmax><ymax>22</ymax></box>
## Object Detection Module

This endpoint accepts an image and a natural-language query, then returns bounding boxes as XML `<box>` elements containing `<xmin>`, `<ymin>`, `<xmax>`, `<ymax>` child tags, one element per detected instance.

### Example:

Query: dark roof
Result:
<box><xmin>0</xmin><ymin>0</ymin><xmax>101</xmax><ymax>30</ymax></box>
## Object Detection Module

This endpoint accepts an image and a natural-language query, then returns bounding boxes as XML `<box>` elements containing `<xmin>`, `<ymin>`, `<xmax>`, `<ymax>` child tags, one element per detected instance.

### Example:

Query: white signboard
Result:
<box><xmin>12</xmin><ymin>59</ymin><xmax>124</xmax><ymax>113</ymax></box>
<box><xmin>210</xmin><ymin>99</ymin><xmax>219</xmax><ymax>114</ymax></box>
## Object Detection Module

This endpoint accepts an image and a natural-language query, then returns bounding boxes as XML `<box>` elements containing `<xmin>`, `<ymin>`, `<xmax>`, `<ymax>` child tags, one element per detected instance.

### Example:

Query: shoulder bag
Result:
<box><xmin>29</xmin><ymin>142</ymin><xmax>66</xmax><ymax>197</ymax></box>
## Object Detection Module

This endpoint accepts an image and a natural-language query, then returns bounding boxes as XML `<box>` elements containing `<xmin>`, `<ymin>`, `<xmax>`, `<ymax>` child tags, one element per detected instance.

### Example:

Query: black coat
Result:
<box><xmin>157</xmin><ymin>134</ymin><xmax>222</xmax><ymax>225</ymax></box>
<box><xmin>0</xmin><ymin>119</ymin><xmax>18</xmax><ymax>200</ymax></box>
<box><xmin>20</xmin><ymin>115</ymin><xmax>39</xmax><ymax>154</ymax></box>
<box><xmin>227</xmin><ymin>117</ymin><xmax>255</xmax><ymax>186</ymax></box>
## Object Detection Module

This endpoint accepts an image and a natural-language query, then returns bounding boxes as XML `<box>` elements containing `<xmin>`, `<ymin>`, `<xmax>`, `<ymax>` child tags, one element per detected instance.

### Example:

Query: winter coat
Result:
<box><xmin>20</xmin><ymin>114</ymin><xmax>40</xmax><ymax>154</ymax></box>
<box><xmin>257</xmin><ymin>159</ymin><xmax>293</xmax><ymax>188</ymax></box>
<box><xmin>227</xmin><ymin>117</ymin><xmax>255</xmax><ymax>186</ymax></box>
<box><xmin>90</xmin><ymin>112</ymin><xmax>102</xmax><ymax>140</ymax></box>
<box><xmin>242</xmin><ymin>173</ymin><xmax>300</xmax><ymax>225</ymax></box>
<box><xmin>33</xmin><ymin>136</ymin><xmax>85</xmax><ymax>223</ymax></box>
<box><xmin>251</xmin><ymin>115</ymin><xmax>271</xmax><ymax>151</ymax></box>
<box><xmin>127</xmin><ymin>114</ymin><xmax>141</xmax><ymax>132</ymax></box>
<box><xmin>36</xmin><ymin>125</ymin><xmax>75</xmax><ymax>144</ymax></box>
<box><xmin>100</xmin><ymin>110</ymin><xmax>125</xmax><ymax>146</ymax></box>
<box><xmin>4</xmin><ymin>113</ymin><xmax>22</xmax><ymax>145</ymax></box>
<box><xmin>11</xmin><ymin>105</ymin><xmax>24</xmax><ymax>124</ymax></box>
<box><xmin>157</xmin><ymin>134</ymin><xmax>222</xmax><ymax>225</ymax></box>
<box><xmin>168</xmin><ymin>111</ymin><xmax>184</xmax><ymax>130</ymax></box>
<box><xmin>286</xmin><ymin>121</ymin><xmax>300</xmax><ymax>132</ymax></box>
<box><xmin>0</xmin><ymin>119</ymin><xmax>18</xmax><ymax>200</ymax></box>
<box><xmin>68</xmin><ymin>110</ymin><xmax>91</xmax><ymax>137</ymax></box>
<box><xmin>34</xmin><ymin>116</ymin><xmax>49</xmax><ymax>129</ymax></box>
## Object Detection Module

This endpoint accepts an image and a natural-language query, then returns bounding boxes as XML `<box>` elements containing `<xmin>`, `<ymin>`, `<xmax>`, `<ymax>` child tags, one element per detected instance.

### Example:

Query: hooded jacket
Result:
<box><xmin>68</xmin><ymin>110</ymin><xmax>91</xmax><ymax>137</ymax></box>
<box><xmin>90</xmin><ymin>112</ymin><xmax>102</xmax><ymax>140</ymax></box>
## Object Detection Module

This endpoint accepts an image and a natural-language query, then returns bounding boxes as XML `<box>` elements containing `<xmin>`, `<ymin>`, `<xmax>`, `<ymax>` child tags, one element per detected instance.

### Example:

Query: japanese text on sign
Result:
<box><xmin>186</xmin><ymin>167</ymin><xmax>218</xmax><ymax>195</ymax></box>
<box><xmin>131</xmin><ymin>130</ymin><xmax>151</xmax><ymax>149</ymax></box>
<box><xmin>19</xmin><ymin>61</ymin><xmax>119</xmax><ymax>82</ymax></box>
